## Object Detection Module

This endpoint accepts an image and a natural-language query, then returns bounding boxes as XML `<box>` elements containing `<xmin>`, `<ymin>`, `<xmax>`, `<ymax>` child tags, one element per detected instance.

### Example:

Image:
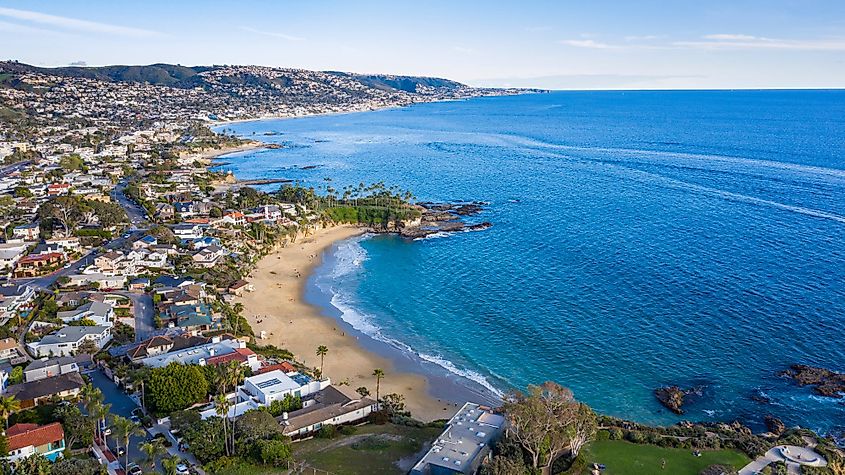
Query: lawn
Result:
<box><xmin>292</xmin><ymin>423</ymin><xmax>443</xmax><ymax>475</ymax></box>
<box><xmin>578</xmin><ymin>440</ymin><xmax>751</xmax><ymax>475</ymax></box>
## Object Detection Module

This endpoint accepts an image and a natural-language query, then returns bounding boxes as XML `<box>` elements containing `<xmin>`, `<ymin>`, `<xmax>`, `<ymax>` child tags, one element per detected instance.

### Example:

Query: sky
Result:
<box><xmin>2</xmin><ymin>0</ymin><xmax>845</xmax><ymax>89</ymax></box>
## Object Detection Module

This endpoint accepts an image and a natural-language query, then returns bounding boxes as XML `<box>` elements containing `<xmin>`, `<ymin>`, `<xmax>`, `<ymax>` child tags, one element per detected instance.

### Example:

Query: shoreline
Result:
<box><xmin>236</xmin><ymin>225</ymin><xmax>493</xmax><ymax>421</ymax></box>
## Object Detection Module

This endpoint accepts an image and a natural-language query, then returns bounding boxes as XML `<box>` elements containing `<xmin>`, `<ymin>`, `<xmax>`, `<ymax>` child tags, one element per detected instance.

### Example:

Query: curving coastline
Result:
<box><xmin>234</xmin><ymin>224</ymin><xmax>478</xmax><ymax>421</ymax></box>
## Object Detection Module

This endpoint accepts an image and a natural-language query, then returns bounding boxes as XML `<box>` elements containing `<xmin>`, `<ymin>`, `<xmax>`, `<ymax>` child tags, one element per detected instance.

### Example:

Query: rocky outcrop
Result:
<box><xmin>764</xmin><ymin>415</ymin><xmax>786</xmax><ymax>436</ymax></box>
<box><xmin>654</xmin><ymin>386</ymin><xmax>687</xmax><ymax>414</ymax></box>
<box><xmin>779</xmin><ymin>364</ymin><xmax>845</xmax><ymax>398</ymax></box>
<box><xmin>390</xmin><ymin>201</ymin><xmax>492</xmax><ymax>239</ymax></box>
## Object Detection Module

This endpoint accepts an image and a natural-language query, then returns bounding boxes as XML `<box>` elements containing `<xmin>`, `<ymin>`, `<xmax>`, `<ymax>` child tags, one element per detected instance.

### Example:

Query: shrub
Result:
<box><xmin>607</xmin><ymin>427</ymin><xmax>624</xmax><ymax>440</ymax></box>
<box><xmin>338</xmin><ymin>425</ymin><xmax>357</xmax><ymax>436</ymax></box>
<box><xmin>317</xmin><ymin>425</ymin><xmax>336</xmax><ymax>439</ymax></box>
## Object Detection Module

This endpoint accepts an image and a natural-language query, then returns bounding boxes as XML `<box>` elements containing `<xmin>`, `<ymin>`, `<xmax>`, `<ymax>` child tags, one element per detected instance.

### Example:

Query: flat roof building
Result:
<box><xmin>410</xmin><ymin>402</ymin><xmax>505</xmax><ymax>475</ymax></box>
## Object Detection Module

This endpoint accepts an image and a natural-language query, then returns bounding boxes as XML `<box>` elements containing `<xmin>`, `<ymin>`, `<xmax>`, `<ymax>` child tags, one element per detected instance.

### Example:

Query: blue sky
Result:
<box><xmin>2</xmin><ymin>0</ymin><xmax>844</xmax><ymax>89</ymax></box>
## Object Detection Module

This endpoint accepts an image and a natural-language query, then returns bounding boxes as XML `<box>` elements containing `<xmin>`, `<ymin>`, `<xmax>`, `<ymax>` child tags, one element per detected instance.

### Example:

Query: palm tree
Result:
<box><xmin>316</xmin><ymin>345</ymin><xmax>328</xmax><ymax>377</ymax></box>
<box><xmin>214</xmin><ymin>394</ymin><xmax>232</xmax><ymax>456</ymax></box>
<box><xmin>139</xmin><ymin>438</ymin><xmax>166</xmax><ymax>471</ymax></box>
<box><xmin>88</xmin><ymin>400</ymin><xmax>112</xmax><ymax>444</ymax></box>
<box><xmin>162</xmin><ymin>455</ymin><xmax>182</xmax><ymax>475</ymax></box>
<box><xmin>112</xmin><ymin>415</ymin><xmax>144</xmax><ymax>471</ymax></box>
<box><xmin>0</xmin><ymin>395</ymin><xmax>20</xmax><ymax>429</ymax></box>
<box><xmin>372</xmin><ymin>368</ymin><xmax>385</xmax><ymax>408</ymax></box>
<box><xmin>224</xmin><ymin>362</ymin><xmax>243</xmax><ymax>451</ymax></box>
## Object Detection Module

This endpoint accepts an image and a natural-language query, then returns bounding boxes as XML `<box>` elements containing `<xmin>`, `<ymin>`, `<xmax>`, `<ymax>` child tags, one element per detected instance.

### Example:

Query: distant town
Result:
<box><xmin>0</xmin><ymin>60</ymin><xmax>840</xmax><ymax>475</ymax></box>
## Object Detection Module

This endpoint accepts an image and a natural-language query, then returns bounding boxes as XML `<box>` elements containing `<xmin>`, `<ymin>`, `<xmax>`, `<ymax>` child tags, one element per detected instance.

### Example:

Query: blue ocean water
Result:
<box><xmin>214</xmin><ymin>91</ymin><xmax>845</xmax><ymax>435</ymax></box>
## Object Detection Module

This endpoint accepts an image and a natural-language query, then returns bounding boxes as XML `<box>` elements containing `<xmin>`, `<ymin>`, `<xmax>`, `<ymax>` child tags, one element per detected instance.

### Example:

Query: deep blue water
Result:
<box><xmin>214</xmin><ymin>91</ymin><xmax>845</xmax><ymax>436</ymax></box>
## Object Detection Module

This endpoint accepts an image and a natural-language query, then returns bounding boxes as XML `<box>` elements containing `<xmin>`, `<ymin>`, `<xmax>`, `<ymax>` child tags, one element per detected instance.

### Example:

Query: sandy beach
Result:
<box><xmin>236</xmin><ymin>224</ymin><xmax>457</xmax><ymax>422</ymax></box>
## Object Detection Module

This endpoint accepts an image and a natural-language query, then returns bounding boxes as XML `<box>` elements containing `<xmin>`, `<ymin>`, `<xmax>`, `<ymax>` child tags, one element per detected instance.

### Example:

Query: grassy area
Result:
<box><xmin>578</xmin><ymin>440</ymin><xmax>750</xmax><ymax>475</ymax></box>
<box><xmin>292</xmin><ymin>423</ymin><xmax>442</xmax><ymax>475</ymax></box>
<box><xmin>204</xmin><ymin>458</ymin><xmax>278</xmax><ymax>475</ymax></box>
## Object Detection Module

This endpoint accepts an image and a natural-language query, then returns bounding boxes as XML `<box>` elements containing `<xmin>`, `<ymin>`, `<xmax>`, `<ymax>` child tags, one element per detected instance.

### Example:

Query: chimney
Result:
<box><xmin>282</xmin><ymin>412</ymin><xmax>288</xmax><ymax>421</ymax></box>
<box><xmin>209</xmin><ymin>348</ymin><xmax>215</xmax><ymax>357</ymax></box>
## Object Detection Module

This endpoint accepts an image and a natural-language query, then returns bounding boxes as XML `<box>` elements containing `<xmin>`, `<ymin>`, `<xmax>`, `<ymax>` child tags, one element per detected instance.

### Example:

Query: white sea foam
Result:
<box><xmin>320</xmin><ymin>238</ymin><xmax>504</xmax><ymax>399</ymax></box>
<box><xmin>414</xmin><ymin>231</ymin><xmax>451</xmax><ymax>241</ymax></box>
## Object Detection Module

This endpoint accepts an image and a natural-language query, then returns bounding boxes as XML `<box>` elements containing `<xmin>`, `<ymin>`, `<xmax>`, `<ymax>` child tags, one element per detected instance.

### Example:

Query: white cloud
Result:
<box><xmin>239</xmin><ymin>26</ymin><xmax>304</xmax><ymax>42</ymax></box>
<box><xmin>452</xmin><ymin>46</ymin><xmax>476</xmax><ymax>54</ymax></box>
<box><xmin>557</xmin><ymin>39</ymin><xmax>618</xmax><ymax>49</ymax></box>
<box><xmin>0</xmin><ymin>7</ymin><xmax>161</xmax><ymax>37</ymax></box>
<box><xmin>624</xmin><ymin>35</ymin><xmax>662</xmax><ymax>41</ymax></box>
<box><xmin>0</xmin><ymin>19</ymin><xmax>60</xmax><ymax>35</ymax></box>
<box><xmin>676</xmin><ymin>34</ymin><xmax>845</xmax><ymax>51</ymax></box>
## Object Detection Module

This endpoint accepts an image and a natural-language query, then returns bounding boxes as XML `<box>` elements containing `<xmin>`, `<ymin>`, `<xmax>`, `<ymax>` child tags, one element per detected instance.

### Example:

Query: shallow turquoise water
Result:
<box><xmin>215</xmin><ymin>91</ymin><xmax>845</xmax><ymax>436</ymax></box>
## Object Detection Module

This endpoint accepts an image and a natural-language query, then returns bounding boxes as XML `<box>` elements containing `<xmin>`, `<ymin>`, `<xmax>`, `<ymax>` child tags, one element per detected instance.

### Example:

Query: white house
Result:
<box><xmin>56</xmin><ymin>301</ymin><xmax>114</xmax><ymax>327</ymax></box>
<box><xmin>27</xmin><ymin>326</ymin><xmax>112</xmax><ymax>357</ymax></box>
<box><xmin>237</xmin><ymin>370</ymin><xmax>328</xmax><ymax>407</ymax></box>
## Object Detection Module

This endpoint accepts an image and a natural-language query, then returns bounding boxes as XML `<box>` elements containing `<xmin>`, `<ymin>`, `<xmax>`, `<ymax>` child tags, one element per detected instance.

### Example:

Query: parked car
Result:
<box><xmin>176</xmin><ymin>463</ymin><xmax>190</xmax><ymax>475</ymax></box>
<box><xmin>126</xmin><ymin>463</ymin><xmax>143</xmax><ymax>475</ymax></box>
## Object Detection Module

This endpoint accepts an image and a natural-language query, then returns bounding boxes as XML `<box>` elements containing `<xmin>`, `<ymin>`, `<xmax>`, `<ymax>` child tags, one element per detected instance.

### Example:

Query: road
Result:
<box><xmin>0</xmin><ymin>159</ymin><xmax>32</xmax><ymax>178</ymax></box>
<box><xmin>111</xmin><ymin>291</ymin><xmax>155</xmax><ymax>342</ymax></box>
<box><xmin>88</xmin><ymin>369</ymin><xmax>148</xmax><ymax>470</ymax></box>
<box><xmin>111</xmin><ymin>178</ymin><xmax>149</xmax><ymax>227</ymax></box>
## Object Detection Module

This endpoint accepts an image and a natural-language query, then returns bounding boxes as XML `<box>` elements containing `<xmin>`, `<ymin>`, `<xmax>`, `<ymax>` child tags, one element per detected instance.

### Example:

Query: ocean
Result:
<box><xmin>213</xmin><ymin>91</ymin><xmax>845</xmax><ymax>436</ymax></box>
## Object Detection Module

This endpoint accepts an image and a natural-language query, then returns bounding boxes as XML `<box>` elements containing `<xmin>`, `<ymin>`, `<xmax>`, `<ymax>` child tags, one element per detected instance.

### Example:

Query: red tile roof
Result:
<box><xmin>206</xmin><ymin>347</ymin><xmax>255</xmax><ymax>366</ymax></box>
<box><xmin>7</xmin><ymin>422</ymin><xmax>64</xmax><ymax>451</ymax></box>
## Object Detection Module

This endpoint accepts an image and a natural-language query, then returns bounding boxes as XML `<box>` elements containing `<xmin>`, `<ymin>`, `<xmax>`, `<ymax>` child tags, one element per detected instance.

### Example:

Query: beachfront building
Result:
<box><xmin>278</xmin><ymin>385</ymin><xmax>377</xmax><ymax>438</ymax></box>
<box><xmin>6</xmin><ymin>422</ymin><xmax>66</xmax><ymax>463</ymax></box>
<box><xmin>138</xmin><ymin>335</ymin><xmax>247</xmax><ymax>368</ymax></box>
<box><xmin>238</xmin><ymin>369</ymin><xmax>329</xmax><ymax>407</ymax></box>
<box><xmin>0</xmin><ymin>285</ymin><xmax>36</xmax><ymax>326</ymax></box>
<box><xmin>24</xmin><ymin>354</ymin><xmax>92</xmax><ymax>382</ymax></box>
<box><xmin>410</xmin><ymin>402</ymin><xmax>505</xmax><ymax>475</ymax></box>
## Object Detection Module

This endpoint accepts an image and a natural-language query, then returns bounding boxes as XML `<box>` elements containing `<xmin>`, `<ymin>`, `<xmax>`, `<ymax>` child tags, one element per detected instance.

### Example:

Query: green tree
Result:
<box><xmin>112</xmin><ymin>415</ymin><xmax>144</xmax><ymax>471</ymax></box>
<box><xmin>182</xmin><ymin>418</ymin><xmax>226</xmax><ymax>463</ymax></box>
<box><xmin>161</xmin><ymin>455</ymin><xmax>183</xmax><ymax>475</ymax></box>
<box><xmin>12</xmin><ymin>454</ymin><xmax>50</xmax><ymax>475</ymax></box>
<box><xmin>0</xmin><ymin>395</ymin><xmax>20</xmax><ymax>429</ymax></box>
<box><xmin>253</xmin><ymin>439</ymin><xmax>292</xmax><ymax>466</ymax></box>
<box><xmin>53</xmin><ymin>404</ymin><xmax>94</xmax><ymax>449</ymax></box>
<box><xmin>50</xmin><ymin>458</ymin><xmax>106</xmax><ymax>475</ymax></box>
<box><xmin>139</xmin><ymin>438</ymin><xmax>166</xmax><ymax>471</ymax></box>
<box><xmin>214</xmin><ymin>394</ymin><xmax>232</xmax><ymax>456</ymax></box>
<box><xmin>8</xmin><ymin>367</ymin><xmax>23</xmax><ymax>385</ymax></box>
<box><xmin>372</xmin><ymin>368</ymin><xmax>385</xmax><ymax>406</ymax></box>
<box><xmin>236</xmin><ymin>409</ymin><xmax>283</xmax><ymax>443</ymax></box>
<box><xmin>144</xmin><ymin>363</ymin><xmax>209</xmax><ymax>416</ymax></box>
<box><xmin>316</xmin><ymin>345</ymin><xmax>328</xmax><ymax>377</ymax></box>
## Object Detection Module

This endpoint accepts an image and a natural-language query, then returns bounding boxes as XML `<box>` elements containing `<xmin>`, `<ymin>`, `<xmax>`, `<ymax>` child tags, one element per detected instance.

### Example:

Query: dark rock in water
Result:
<box><xmin>779</xmin><ymin>364</ymin><xmax>845</xmax><ymax>398</ymax></box>
<box><xmin>454</xmin><ymin>203</ymin><xmax>483</xmax><ymax>215</ymax></box>
<box><xmin>466</xmin><ymin>222</ymin><xmax>492</xmax><ymax>232</ymax></box>
<box><xmin>654</xmin><ymin>386</ymin><xmax>687</xmax><ymax>415</ymax></box>
<box><xmin>764</xmin><ymin>415</ymin><xmax>785</xmax><ymax>436</ymax></box>
<box><xmin>299</xmin><ymin>165</ymin><xmax>320</xmax><ymax>170</ymax></box>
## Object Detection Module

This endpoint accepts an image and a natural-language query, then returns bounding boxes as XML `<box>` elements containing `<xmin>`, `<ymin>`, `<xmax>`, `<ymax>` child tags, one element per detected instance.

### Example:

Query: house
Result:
<box><xmin>278</xmin><ymin>386</ymin><xmax>377</xmax><ymax>438</ymax></box>
<box><xmin>0</xmin><ymin>242</ymin><xmax>28</xmax><ymax>272</ymax></box>
<box><xmin>24</xmin><ymin>354</ymin><xmax>92</xmax><ymax>382</ymax></box>
<box><xmin>173</xmin><ymin>223</ymin><xmax>202</xmax><ymax>240</ymax></box>
<box><xmin>14</xmin><ymin>253</ymin><xmax>63</xmax><ymax>278</ymax></box>
<box><xmin>228</xmin><ymin>280</ymin><xmax>254</xmax><ymax>296</ymax></box>
<box><xmin>47</xmin><ymin>183</ymin><xmax>71</xmax><ymax>196</ymax></box>
<box><xmin>173</xmin><ymin>201</ymin><xmax>195</xmax><ymax>217</ymax></box>
<box><xmin>256</xmin><ymin>204</ymin><xmax>283</xmax><ymax>222</ymax></box>
<box><xmin>11</xmin><ymin>223</ymin><xmax>39</xmax><ymax>241</ymax></box>
<box><xmin>6</xmin><ymin>422</ymin><xmax>66</xmax><ymax>462</ymax></box>
<box><xmin>125</xmin><ymin>333</ymin><xmax>211</xmax><ymax>362</ymax></box>
<box><xmin>167</xmin><ymin>303</ymin><xmax>214</xmax><ymax>331</ymax></box>
<box><xmin>206</xmin><ymin>347</ymin><xmax>261</xmax><ymax>372</ymax></box>
<box><xmin>131</xmin><ymin>235</ymin><xmax>157</xmax><ymax>250</ymax></box>
<box><xmin>221</xmin><ymin>211</ymin><xmax>246</xmax><ymax>226</ymax></box>
<box><xmin>155</xmin><ymin>203</ymin><xmax>174</xmax><ymax>220</ymax></box>
<box><xmin>6</xmin><ymin>372</ymin><xmax>86</xmax><ymax>409</ymax></box>
<box><xmin>237</xmin><ymin>370</ymin><xmax>328</xmax><ymax>407</ymax></box>
<box><xmin>94</xmin><ymin>251</ymin><xmax>125</xmax><ymax>275</ymax></box>
<box><xmin>0</xmin><ymin>285</ymin><xmax>36</xmax><ymax>325</ymax></box>
<box><xmin>129</xmin><ymin>278</ymin><xmax>150</xmax><ymax>291</ymax></box>
<box><xmin>138</xmin><ymin>336</ymin><xmax>243</xmax><ymax>368</ymax></box>
<box><xmin>64</xmin><ymin>273</ymin><xmax>126</xmax><ymax>290</ymax></box>
<box><xmin>190</xmin><ymin>236</ymin><xmax>220</xmax><ymax>250</ymax></box>
<box><xmin>410</xmin><ymin>403</ymin><xmax>506</xmax><ymax>475</ymax></box>
<box><xmin>191</xmin><ymin>245</ymin><xmax>224</xmax><ymax>268</ymax></box>
<box><xmin>0</xmin><ymin>338</ymin><xmax>21</xmax><ymax>362</ymax></box>
<box><xmin>44</xmin><ymin>237</ymin><xmax>81</xmax><ymax>254</ymax></box>
<box><xmin>56</xmin><ymin>291</ymin><xmax>88</xmax><ymax>308</ymax></box>
<box><xmin>27</xmin><ymin>325</ymin><xmax>112</xmax><ymax>357</ymax></box>
<box><xmin>56</xmin><ymin>301</ymin><xmax>114</xmax><ymax>327</ymax></box>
